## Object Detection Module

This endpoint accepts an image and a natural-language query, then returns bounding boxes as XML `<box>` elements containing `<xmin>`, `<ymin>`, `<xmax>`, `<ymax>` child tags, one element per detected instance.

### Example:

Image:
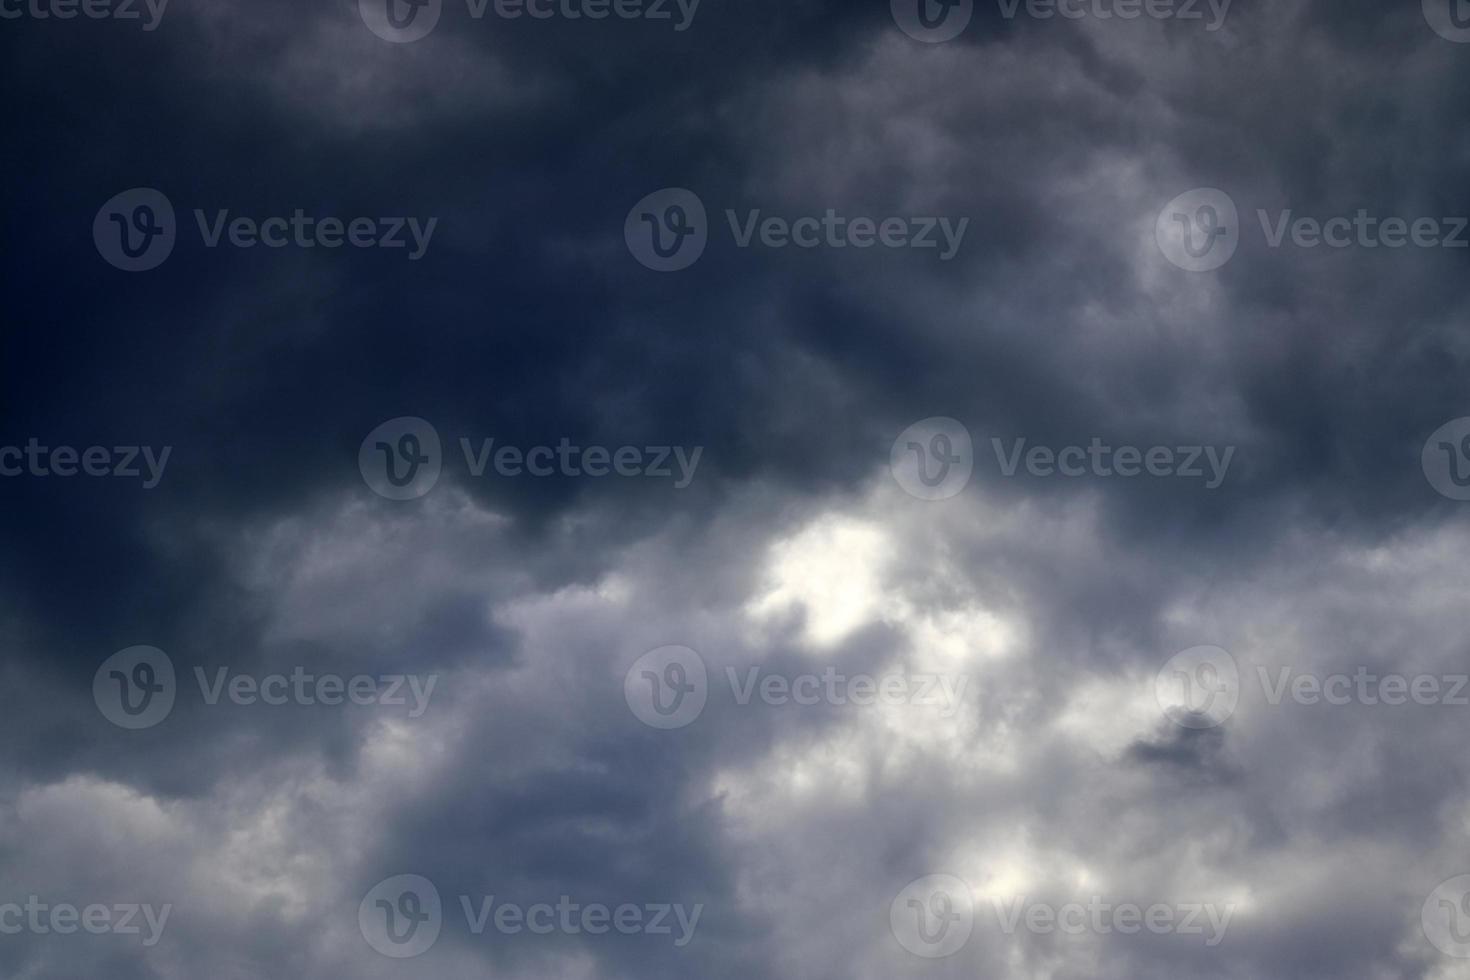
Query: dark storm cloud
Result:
<box><xmin>4</xmin><ymin>0</ymin><xmax>1470</xmax><ymax>977</ymax></box>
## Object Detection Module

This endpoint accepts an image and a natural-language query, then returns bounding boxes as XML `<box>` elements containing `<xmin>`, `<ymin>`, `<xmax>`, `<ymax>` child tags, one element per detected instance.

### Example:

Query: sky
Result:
<box><xmin>4</xmin><ymin>0</ymin><xmax>1470</xmax><ymax>977</ymax></box>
